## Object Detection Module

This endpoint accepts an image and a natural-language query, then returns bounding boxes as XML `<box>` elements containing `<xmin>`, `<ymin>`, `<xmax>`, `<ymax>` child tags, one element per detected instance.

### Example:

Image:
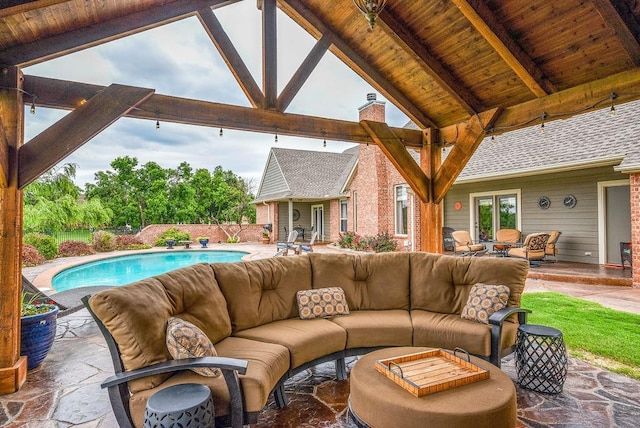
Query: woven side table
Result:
<box><xmin>515</xmin><ymin>324</ymin><xmax>568</xmax><ymax>394</ymax></box>
<box><xmin>144</xmin><ymin>383</ymin><xmax>214</xmax><ymax>428</ymax></box>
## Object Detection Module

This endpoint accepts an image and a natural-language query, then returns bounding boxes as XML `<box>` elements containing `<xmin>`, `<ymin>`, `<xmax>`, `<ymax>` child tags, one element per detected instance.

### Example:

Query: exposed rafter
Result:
<box><xmin>451</xmin><ymin>0</ymin><xmax>556</xmax><ymax>97</ymax></box>
<box><xmin>0</xmin><ymin>0</ymin><xmax>240</xmax><ymax>67</ymax></box>
<box><xmin>278</xmin><ymin>0</ymin><xmax>438</xmax><ymax>129</ymax></box>
<box><xmin>591</xmin><ymin>0</ymin><xmax>640</xmax><ymax>66</ymax></box>
<box><xmin>378</xmin><ymin>8</ymin><xmax>484</xmax><ymax>115</ymax></box>
<box><xmin>262</xmin><ymin>0</ymin><xmax>278</xmax><ymax>109</ymax></box>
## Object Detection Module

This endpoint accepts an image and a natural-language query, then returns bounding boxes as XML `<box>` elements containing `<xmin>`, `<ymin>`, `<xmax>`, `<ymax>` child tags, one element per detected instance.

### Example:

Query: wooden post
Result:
<box><xmin>0</xmin><ymin>66</ymin><xmax>27</xmax><ymax>394</ymax></box>
<box><xmin>420</xmin><ymin>128</ymin><xmax>442</xmax><ymax>253</ymax></box>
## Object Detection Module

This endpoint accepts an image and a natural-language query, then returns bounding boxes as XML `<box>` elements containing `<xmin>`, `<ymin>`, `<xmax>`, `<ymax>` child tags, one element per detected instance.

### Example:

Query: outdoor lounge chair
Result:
<box><xmin>451</xmin><ymin>230</ymin><xmax>487</xmax><ymax>256</ymax></box>
<box><xmin>544</xmin><ymin>231</ymin><xmax>562</xmax><ymax>262</ymax></box>
<box><xmin>296</xmin><ymin>231</ymin><xmax>318</xmax><ymax>254</ymax></box>
<box><xmin>442</xmin><ymin>227</ymin><xmax>455</xmax><ymax>252</ymax></box>
<box><xmin>493</xmin><ymin>228</ymin><xmax>521</xmax><ymax>256</ymax></box>
<box><xmin>275</xmin><ymin>230</ymin><xmax>298</xmax><ymax>256</ymax></box>
<box><xmin>507</xmin><ymin>232</ymin><xmax>550</xmax><ymax>265</ymax></box>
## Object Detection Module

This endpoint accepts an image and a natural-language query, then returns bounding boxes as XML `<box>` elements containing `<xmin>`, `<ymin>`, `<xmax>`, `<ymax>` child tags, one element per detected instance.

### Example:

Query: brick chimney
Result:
<box><xmin>358</xmin><ymin>93</ymin><xmax>386</xmax><ymax>122</ymax></box>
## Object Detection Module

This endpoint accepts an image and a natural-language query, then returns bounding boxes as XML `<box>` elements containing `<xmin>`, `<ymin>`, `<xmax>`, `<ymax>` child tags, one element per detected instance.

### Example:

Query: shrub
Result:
<box><xmin>368</xmin><ymin>232</ymin><xmax>398</xmax><ymax>253</ymax></box>
<box><xmin>226</xmin><ymin>236</ymin><xmax>239</xmax><ymax>243</ymax></box>
<box><xmin>113</xmin><ymin>235</ymin><xmax>149</xmax><ymax>250</ymax></box>
<box><xmin>23</xmin><ymin>233</ymin><xmax>58</xmax><ymax>259</ymax></box>
<box><xmin>336</xmin><ymin>231</ymin><xmax>397</xmax><ymax>252</ymax></box>
<box><xmin>154</xmin><ymin>228</ymin><xmax>191</xmax><ymax>246</ymax></box>
<box><xmin>58</xmin><ymin>240</ymin><xmax>96</xmax><ymax>257</ymax></box>
<box><xmin>22</xmin><ymin>244</ymin><xmax>45</xmax><ymax>266</ymax></box>
<box><xmin>92</xmin><ymin>230</ymin><xmax>114</xmax><ymax>252</ymax></box>
<box><xmin>337</xmin><ymin>231</ymin><xmax>358</xmax><ymax>249</ymax></box>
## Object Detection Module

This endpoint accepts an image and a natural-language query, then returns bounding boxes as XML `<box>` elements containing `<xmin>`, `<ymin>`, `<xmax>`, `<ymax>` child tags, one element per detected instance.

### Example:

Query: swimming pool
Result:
<box><xmin>52</xmin><ymin>251</ymin><xmax>248</xmax><ymax>292</ymax></box>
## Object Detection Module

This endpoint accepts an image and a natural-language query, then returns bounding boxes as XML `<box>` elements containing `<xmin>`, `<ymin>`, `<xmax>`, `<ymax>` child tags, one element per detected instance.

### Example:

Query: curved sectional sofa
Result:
<box><xmin>85</xmin><ymin>251</ymin><xmax>529</xmax><ymax>428</ymax></box>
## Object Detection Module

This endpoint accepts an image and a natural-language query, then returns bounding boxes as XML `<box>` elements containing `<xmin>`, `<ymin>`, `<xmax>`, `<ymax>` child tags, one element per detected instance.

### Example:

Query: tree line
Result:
<box><xmin>23</xmin><ymin>157</ymin><xmax>256</xmax><ymax>232</ymax></box>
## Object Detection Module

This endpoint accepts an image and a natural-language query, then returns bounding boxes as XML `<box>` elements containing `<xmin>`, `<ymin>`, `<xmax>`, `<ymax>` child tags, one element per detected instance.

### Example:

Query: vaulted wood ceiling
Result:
<box><xmin>2</xmin><ymin>0</ymin><xmax>640</xmax><ymax>196</ymax></box>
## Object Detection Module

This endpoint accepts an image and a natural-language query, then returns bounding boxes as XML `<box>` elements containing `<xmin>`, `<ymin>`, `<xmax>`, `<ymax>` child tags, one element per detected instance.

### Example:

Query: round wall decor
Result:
<box><xmin>454</xmin><ymin>201</ymin><xmax>463</xmax><ymax>211</ymax></box>
<box><xmin>292</xmin><ymin>209</ymin><xmax>300</xmax><ymax>221</ymax></box>
<box><xmin>537</xmin><ymin>196</ymin><xmax>551</xmax><ymax>210</ymax></box>
<box><xmin>563</xmin><ymin>194</ymin><xmax>577</xmax><ymax>209</ymax></box>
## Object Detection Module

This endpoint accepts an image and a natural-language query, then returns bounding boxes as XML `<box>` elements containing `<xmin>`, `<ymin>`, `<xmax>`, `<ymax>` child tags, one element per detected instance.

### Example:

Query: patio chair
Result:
<box><xmin>296</xmin><ymin>231</ymin><xmax>318</xmax><ymax>254</ymax></box>
<box><xmin>507</xmin><ymin>232</ymin><xmax>550</xmax><ymax>265</ymax></box>
<box><xmin>492</xmin><ymin>228</ymin><xmax>521</xmax><ymax>256</ymax></box>
<box><xmin>544</xmin><ymin>231</ymin><xmax>562</xmax><ymax>262</ymax></box>
<box><xmin>451</xmin><ymin>230</ymin><xmax>487</xmax><ymax>256</ymax></box>
<box><xmin>275</xmin><ymin>230</ymin><xmax>298</xmax><ymax>256</ymax></box>
<box><xmin>442</xmin><ymin>227</ymin><xmax>455</xmax><ymax>252</ymax></box>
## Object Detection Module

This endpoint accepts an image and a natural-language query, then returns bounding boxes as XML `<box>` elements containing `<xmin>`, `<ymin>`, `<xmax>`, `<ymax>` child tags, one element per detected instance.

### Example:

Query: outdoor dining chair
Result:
<box><xmin>493</xmin><ymin>228</ymin><xmax>522</xmax><ymax>256</ymax></box>
<box><xmin>507</xmin><ymin>232</ymin><xmax>550</xmax><ymax>265</ymax></box>
<box><xmin>451</xmin><ymin>230</ymin><xmax>487</xmax><ymax>256</ymax></box>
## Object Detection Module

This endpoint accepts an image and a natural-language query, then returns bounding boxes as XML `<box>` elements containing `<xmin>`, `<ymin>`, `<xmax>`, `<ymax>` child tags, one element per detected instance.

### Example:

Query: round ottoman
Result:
<box><xmin>349</xmin><ymin>347</ymin><xmax>516</xmax><ymax>428</ymax></box>
<box><xmin>143</xmin><ymin>383</ymin><xmax>214</xmax><ymax>428</ymax></box>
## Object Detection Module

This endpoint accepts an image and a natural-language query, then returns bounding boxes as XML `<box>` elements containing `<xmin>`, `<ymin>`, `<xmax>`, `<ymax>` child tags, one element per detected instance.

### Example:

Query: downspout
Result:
<box><xmin>410</xmin><ymin>192</ymin><xmax>415</xmax><ymax>252</ymax></box>
<box><xmin>262</xmin><ymin>201</ymin><xmax>271</xmax><ymax>224</ymax></box>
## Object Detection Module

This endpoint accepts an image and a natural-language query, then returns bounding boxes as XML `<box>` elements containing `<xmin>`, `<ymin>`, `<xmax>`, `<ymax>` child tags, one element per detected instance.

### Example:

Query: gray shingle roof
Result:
<box><xmin>255</xmin><ymin>147</ymin><xmax>357</xmax><ymax>201</ymax></box>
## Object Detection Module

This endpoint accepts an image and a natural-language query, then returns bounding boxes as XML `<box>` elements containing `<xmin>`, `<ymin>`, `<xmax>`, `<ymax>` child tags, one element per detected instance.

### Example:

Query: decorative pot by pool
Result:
<box><xmin>21</xmin><ymin>304</ymin><xmax>59</xmax><ymax>370</ymax></box>
<box><xmin>198</xmin><ymin>238</ymin><xmax>209</xmax><ymax>248</ymax></box>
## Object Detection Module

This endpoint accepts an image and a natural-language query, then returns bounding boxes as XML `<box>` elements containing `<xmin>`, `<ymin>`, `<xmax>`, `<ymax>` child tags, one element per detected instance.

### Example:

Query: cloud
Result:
<box><xmin>23</xmin><ymin>2</ymin><xmax>408</xmax><ymax>190</ymax></box>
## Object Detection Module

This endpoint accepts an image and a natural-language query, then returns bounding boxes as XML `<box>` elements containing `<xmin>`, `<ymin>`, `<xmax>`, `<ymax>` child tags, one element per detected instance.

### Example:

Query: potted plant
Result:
<box><xmin>197</xmin><ymin>236</ymin><xmax>210</xmax><ymax>248</ymax></box>
<box><xmin>261</xmin><ymin>231</ymin><xmax>270</xmax><ymax>244</ymax></box>
<box><xmin>20</xmin><ymin>294</ymin><xmax>59</xmax><ymax>370</ymax></box>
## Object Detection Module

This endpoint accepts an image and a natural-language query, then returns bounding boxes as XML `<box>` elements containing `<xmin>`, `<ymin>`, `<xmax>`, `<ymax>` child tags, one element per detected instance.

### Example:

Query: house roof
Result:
<box><xmin>254</xmin><ymin>147</ymin><xmax>357</xmax><ymax>203</ymax></box>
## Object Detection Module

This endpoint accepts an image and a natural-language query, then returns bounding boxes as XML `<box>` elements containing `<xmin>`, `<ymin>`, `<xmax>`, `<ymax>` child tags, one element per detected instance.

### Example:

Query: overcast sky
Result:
<box><xmin>23</xmin><ymin>1</ymin><xmax>409</xmax><ymax>190</ymax></box>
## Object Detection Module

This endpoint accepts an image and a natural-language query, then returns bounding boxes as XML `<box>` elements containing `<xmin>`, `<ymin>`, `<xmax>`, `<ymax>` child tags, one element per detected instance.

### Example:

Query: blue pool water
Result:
<box><xmin>52</xmin><ymin>251</ymin><xmax>247</xmax><ymax>292</ymax></box>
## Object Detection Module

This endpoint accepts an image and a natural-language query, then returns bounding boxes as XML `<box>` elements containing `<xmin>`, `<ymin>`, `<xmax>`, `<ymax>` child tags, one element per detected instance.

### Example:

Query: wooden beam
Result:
<box><xmin>18</xmin><ymin>84</ymin><xmax>154</xmax><ymax>188</ymax></box>
<box><xmin>360</xmin><ymin>120</ymin><xmax>430</xmax><ymax>203</ymax></box>
<box><xmin>277</xmin><ymin>34</ymin><xmax>332</xmax><ymax>112</ymax></box>
<box><xmin>378</xmin><ymin>9</ymin><xmax>484</xmax><ymax>115</ymax></box>
<box><xmin>23</xmin><ymin>75</ymin><xmax>425</xmax><ymax>147</ymax></box>
<box><xmin>420</xmin><ymin>128</ymin><xmax>443</xmax><ymax>253</ymax></box>
<box><xmin>0</xmin><ymin>0</ymin><xmax>241</xmax><ymax>67</ymax></box>
<box><xmin>278</xmin><ymin>0</ymin><xmax>438</xmax><ymax>129</ymax></box>
<box><xmin>433</xmin><ymin>108</ymin><xmax>501</xmax><ymax>203</ymax></box>
<box><xmin>0</xmin><ymin>66</ymin><xmax>27</xmax><ymax>394</ymax></box>
<box><xmin>592</xmin><ymin>0</ymin><xmax>640</xmax><ymax>66</ymax></box>
<box><xmin>197</xmin><ymin>8</ymin><xmax>265</xmax><ymax>108</ymax></box>
<box><xmin>439</xmin><ymin>68</ymin><xmax>640</xmax><ymax>142</ymax></box>
<box><xmin>451</xmin><ymin>0</ymin><xmax>556</xmax><ymax>97</ymax></box>
<box><xmin>0</xmin><ymin>0</ymin><xmax>68</xmax><ymax>18</ymax></box>
<box><xmin>262</xmin><ymin>0</ymin><xmax>277</xmax><ymax>109</ymax></box>
<box><xmin>0</xmin><ymin>121</ymin><xmax>8</xmax><ymax>187</ymax></box>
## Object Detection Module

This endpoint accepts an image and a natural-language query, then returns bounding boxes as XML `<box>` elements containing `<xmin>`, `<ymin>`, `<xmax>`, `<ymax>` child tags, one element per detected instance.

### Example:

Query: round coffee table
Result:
<box><xmin>349</xmin><ymin>347</ymin><xmax>517</xmax><ymax>428</ymax></box>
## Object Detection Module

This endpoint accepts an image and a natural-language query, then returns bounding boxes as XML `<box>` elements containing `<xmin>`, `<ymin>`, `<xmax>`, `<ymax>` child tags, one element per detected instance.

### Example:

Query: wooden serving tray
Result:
<box><xmin>374</xmin><ymin>348</ymin><xmax>490</xmax><ymax>397</ymax></box>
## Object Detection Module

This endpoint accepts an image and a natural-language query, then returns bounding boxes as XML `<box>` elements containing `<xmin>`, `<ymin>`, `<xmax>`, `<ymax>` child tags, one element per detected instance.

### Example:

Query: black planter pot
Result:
<box><xmin>21</xmin><ymin>305</ymin><xmax>59</xmax><ymax>370</ymax></box>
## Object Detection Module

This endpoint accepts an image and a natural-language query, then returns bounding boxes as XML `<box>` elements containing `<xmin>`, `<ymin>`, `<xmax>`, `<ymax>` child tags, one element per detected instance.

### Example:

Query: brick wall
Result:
<box><xmin>137</xmin><ymin>224</ymin><xmax>268</xmax><ymax>245</ymax></box>
<box><xmin>630</xmin><ymin>173</ymin><xmax>640</xmax><ymax>288</ymax></box>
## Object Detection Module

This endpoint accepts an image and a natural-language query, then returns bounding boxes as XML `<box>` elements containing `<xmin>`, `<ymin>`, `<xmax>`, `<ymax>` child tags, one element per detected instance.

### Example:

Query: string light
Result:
<box><xmin>219</xmin><ymin>127</ymin><xmax>223</xmax><ymax>137</ymax></box>
<box><xmin>540</xmin><ymin>112</ymin><xmax>546</xmax><ymax>133</ymax></box>
<box><xmin>274</xmin><ymin>128</ymin><xmax>278</xmax><ymax>143</ymax></box>
<box><xmin>610</xmin><ymin>92</ymin><xmax>616</xmax><ymax>116</ymax></box>
<box><xmin>322</xmin><ymin>131</ymin><xmax>327</xmax><ymax>148</ymax></box>
<box><xmin>490</xmin><ymin>127</ymin><xmax>495</xmax><ymax>143</ymax></box>
<box><xmin>155</xmin><ymin>119</ymin><xmax>160</xmax><ymax>129</ymax></box>
<box><xmin>30</xmin><ymin>100</ymin><xmax>35</xmax><ymax>114</ymax></box>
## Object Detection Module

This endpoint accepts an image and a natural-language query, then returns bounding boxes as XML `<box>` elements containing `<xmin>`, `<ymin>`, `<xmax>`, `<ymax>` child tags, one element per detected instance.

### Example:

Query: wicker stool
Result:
<box><xmin>144</xmin><ymin>383</ymin><xmax>214</xmax><ymax>428</ymax></box>
<box><xmin>515</xmin><ymin>324</ymin><xmax>568</xmax><ymax>394</ymax></box>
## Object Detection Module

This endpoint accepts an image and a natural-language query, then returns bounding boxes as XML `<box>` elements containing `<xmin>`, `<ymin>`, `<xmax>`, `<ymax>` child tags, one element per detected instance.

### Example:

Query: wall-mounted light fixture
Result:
<box><xmin>353</xmin><ymin>0</ymin><xmax>388</xmax><ymax>30</ymax></box>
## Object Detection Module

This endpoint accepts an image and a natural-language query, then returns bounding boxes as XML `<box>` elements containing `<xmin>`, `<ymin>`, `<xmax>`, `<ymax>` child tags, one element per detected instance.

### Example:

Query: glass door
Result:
<box><xmin>475</xmin><ymin>197</ymin><xmax>493</xmax><ymax>241</ymax></box>
<box><xmin>312</xmin><ymin>205</ymin><xmax>324</xmax><ymax>241</ymax></box>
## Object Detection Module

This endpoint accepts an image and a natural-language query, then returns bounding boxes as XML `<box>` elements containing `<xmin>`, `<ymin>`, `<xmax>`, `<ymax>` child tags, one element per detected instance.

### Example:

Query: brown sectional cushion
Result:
<box><xmin>461</xmin><ymin>284</ymin><xmax>510</xmax><ymax>324</ymax></box>
<box><xmin>409</xmin><ymin>253</ymin><xmax>528</xmax><ymax>314</ymax></box>
<box><xmin>129</xmin><ymin>336</ymin><xmax>290</xmax><ymax>428</ymax></box>
<box><xmin>411</xmin><ymin>310</ymin><xmax>519</xmax><ymax>357</ymax></box>
<box><xmin>296</xmin><ymin>287</ymin><xmax>349</xmax><ymax>319</ymax></box>
<box><xmin>308</xmin><ymin>252</ymin><xmax>410</xmax><ymax>310</ymax></box>
<box><xmin>165</xmin><ymin>317</ymin><xmax>220</xmax><ymax>377</ymax></box>
<box><xmin>329</xmin><ymin>309</ymin><xmax>413</xmax><ymax>349</ymax></box>
<box><xmin>212</xmin><ymin>256</ymin><xmax>313</xmax><ymax>332</ymax></box>
<box><xmin>234</xmin><ymin>318</ymin><xmax>347</xmax><ymax>369</ymax></box>
<box><xmin>88</xmin><ymin>263</ymin><xmax>231</xmax><ymax>392</ymax></box>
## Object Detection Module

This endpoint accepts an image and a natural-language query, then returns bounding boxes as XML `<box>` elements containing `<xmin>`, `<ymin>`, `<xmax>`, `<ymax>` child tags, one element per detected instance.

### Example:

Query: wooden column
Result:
<box><xmin>420</xmin><ymin>128</ymin><xmax>442</xmax><ymax>253</ymax></box>
<box><xmin>0</xmin><ymin>66</ymin><xmax>27</xmax><ymax>394</ymax></box>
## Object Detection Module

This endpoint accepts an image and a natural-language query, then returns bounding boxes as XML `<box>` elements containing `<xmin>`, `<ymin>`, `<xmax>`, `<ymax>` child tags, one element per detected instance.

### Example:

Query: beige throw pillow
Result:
<box><xmin>296</xmin><ymin>287</ymin><xmax>350</xmax><ymax>319</ymax></box>
<box><xmin>166</xmin><ymin>317</ymin><xmax>220</xmax><ymax>377</ymax></box>
<box><xmin>461</xmin><ymin>283</ymin><xmax>511</xmax><ymax>324</ymax></box>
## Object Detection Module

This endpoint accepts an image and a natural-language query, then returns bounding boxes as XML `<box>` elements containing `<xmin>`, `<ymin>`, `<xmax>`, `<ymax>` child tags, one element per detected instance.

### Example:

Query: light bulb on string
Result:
<box><xmin>156</xmin><ymin>119</ymin><xmax>160</xmax><ymax>130</ymax></box>
<box><xmin>30</xmin><ymin>101</ymin><xmax>35</xmax><ymax>114</ymax></box>
<box><xmin>610</xmin><ymin>92</ymin><xmax>616</xmax><ymax>116</ymax></box>
<box><xmin>274</xmin><ymin>132</ymin><xmax>278</xmax><ymax>143</ymax></box>
<box><xmin>219</xmin><ymin>128</ymin><xmax>223</xmax><ymax>137</ymax></box>
<box><xmin>540</xmin><ymin>112</ymin><xmax>546</xmax><ymax>134</ymax></box>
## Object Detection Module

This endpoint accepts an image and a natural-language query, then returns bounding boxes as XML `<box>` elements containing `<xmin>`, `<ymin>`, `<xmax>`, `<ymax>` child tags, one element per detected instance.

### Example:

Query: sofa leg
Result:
<box><xmin>274</xmin><ymin>383</ymin><xmax>288</xmax><ymax>408</ymax></box>
<box><xmin>335</xmin><ymin>357</ymin><xmax>347</xmax><ymax>381</ymax></box>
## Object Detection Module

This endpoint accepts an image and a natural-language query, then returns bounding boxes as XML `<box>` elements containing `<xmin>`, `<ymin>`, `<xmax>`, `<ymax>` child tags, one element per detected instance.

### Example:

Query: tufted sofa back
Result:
<box><xmin>212</xmin><ymin>256</ymin><xmax>313</xmax><ymax>333</ymax></box>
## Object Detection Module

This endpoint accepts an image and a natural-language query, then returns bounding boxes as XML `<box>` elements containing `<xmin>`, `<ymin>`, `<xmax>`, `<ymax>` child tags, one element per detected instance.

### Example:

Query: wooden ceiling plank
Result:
<box><xmin>0</xmin><ymin>0</ymin><xmax>241</xmax><ymax>67</ymax></box>
<box><xmin>378</xmin><ymin>9</ymin><xmax>483</xmax><ymax>115</ymax></box>
<box><xmin>0</xmin><ymin>1</ymin><xmax>68</xmax><ymax>18</ymax></box>
<box><xmin>278</xmin><ymin>0</ymin><xmax>438</xmax><ymax>129</ymax></box>
<box><xmin>591</xmin><ymin>0</ymin><xmax>640</xmax><ymax>66</ymax></box>
<box><xmin>433</xmin><ymin>108</ymin><xmax>501</xmax><ymax>203</ymax></box>
<box><xmin>277</xmin><ymin>34</ymin><xmax>331</xmax><ymax>112</ymax></box>
<box><xmin>439</xmin><ymin>68</ymin><xmax>640</xmax><ymax>142</ymax></box>
<box><xmin>360</xmin><ymin>120</ymin><xmax>430</xmax><ymax>203</ymax></box>
<box><xmin>451</xmin><ymin>0</ymin><xmax>556</xmax><ymax>97</ymax></box>
<box><xmin>197</xmin><ymin>7</ymin><xmax>265</xmax><ymax>108</ymax></box>
<box><xmin>263</xmin><ymin>0</ymin><xmax>277</xmax><ymax>109</ymax></box>
<box><xmin>18</xmin><ymin>84</ymin><xmax>155</xmax><ymax>188</ymax></box>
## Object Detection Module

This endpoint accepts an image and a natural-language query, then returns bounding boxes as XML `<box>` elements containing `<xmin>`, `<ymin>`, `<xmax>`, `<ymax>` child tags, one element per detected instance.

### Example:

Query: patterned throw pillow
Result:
<box><xmin>166</xmin><ymin>317</ymin><xmax>220</xmax><ymax>377</ymax></box>
<box><xmin>461</xmin><ymin>283</ymin><xmax>511</xmax><ymax>324</ymax></box>
<box><xmin>296</xmin><ymin>287</ymin><xmax>350</xmax><ymax>320</ymax></box>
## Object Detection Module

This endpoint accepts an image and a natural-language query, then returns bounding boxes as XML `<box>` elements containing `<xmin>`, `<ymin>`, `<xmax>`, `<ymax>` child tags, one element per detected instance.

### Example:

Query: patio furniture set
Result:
<box><xmin>81</xmin><ymin>251</ymin><xmax>568</xmax><ymax>427</ymax></box>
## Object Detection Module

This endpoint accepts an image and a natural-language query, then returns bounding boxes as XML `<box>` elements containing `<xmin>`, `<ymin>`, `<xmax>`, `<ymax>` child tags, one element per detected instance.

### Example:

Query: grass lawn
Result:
<box><xmin>521</xmin><ymin>292</ymin><xmax>640</xmax><ymax>380</ymax></box>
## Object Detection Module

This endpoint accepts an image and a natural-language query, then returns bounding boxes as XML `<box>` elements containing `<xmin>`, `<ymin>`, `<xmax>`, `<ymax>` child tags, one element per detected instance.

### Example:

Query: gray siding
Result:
<box><xmin>277</xmin><ymin>201</ymin><xmax>330</xmax><ymax>242</ymax></box>
<box><xmin>257</xmin><ymin>156</ymin><xmax>288</xmax><ymax>199</ymax></box>
<box><xmin>444</xmin><ymin>166</ymin><xmax>625</xmax><ymax>263</ymax></box>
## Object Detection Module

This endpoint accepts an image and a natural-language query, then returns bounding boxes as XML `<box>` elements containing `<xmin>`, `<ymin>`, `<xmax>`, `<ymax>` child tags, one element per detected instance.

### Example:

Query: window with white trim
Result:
<box><xmin>340</xmin><ymin>200</ymin><xmax>348</xmax><ymax>233</ymax></box>
<box><xmin>395</xmin><ymin>185</ymin><xmax>409</xmax><ymax>235</ymax></box>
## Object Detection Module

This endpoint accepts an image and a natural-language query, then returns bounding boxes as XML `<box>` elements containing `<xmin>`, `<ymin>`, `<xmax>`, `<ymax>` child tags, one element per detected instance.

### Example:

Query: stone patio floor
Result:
<box><xmin>2</xmin><ymin>243</ymin><xmax>640</xmax><ymax>427</ymax></box>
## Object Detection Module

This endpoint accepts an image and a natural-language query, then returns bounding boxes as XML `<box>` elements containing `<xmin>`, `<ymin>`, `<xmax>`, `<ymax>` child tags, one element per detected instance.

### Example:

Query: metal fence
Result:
<box><xmin>27</xmin><ymin>227</ymin><xmax>141</xmax><ymax>245</ymax></box>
